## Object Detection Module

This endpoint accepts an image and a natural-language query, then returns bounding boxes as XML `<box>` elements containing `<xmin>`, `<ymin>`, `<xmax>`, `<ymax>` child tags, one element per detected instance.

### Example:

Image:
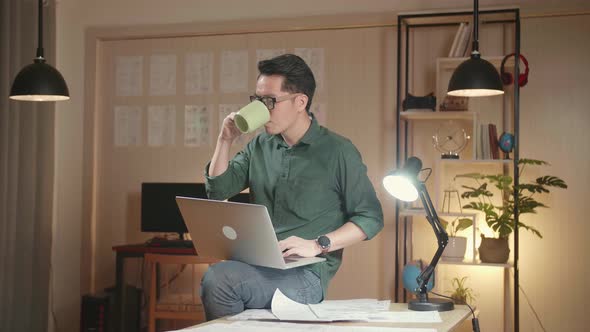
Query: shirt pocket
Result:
<box><xmin>285</xmin><ymin>178</ymin><xmax>337</xmax><ymax>221</ymax></box>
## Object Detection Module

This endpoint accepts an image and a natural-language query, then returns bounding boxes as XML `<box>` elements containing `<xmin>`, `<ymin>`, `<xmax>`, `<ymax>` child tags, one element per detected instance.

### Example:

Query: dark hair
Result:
<box><xmin>257</xmin><ymin>54</ymin><xmax>316</xmax><ymax>113</ymax></box>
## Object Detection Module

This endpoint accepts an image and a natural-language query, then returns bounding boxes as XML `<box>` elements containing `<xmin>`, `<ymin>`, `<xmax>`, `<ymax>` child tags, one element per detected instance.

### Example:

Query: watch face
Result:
<box><xmin>318</xmin><ymin>235</ymin><xmax>330</xmax><ymax>248</ymax></box>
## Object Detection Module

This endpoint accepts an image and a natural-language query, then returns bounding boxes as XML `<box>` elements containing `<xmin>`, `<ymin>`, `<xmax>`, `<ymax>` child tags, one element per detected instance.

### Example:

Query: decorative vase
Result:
<box><xmin>478</xmin><ymin>235</ymin><xmax>510</xmax><ymax>263</ymax></box>
<box><xmin>442</xmin><ymin>236</ymin><xmax>467</xmax><ymax>262</ymax></box>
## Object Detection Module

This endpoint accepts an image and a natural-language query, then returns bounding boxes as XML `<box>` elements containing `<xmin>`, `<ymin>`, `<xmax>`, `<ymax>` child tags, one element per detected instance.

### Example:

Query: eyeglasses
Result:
<box><xmin>249</xmin><ymin>94</ymin><xmax>300</xmax><ymax>111</ymax></box>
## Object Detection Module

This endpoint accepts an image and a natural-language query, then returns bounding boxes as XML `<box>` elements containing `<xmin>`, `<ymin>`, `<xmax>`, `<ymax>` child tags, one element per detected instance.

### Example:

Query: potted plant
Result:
<box><xmin>449</xmin><ymin>276</ymin><xmax>476</xmax><ymax>305</ymax></box>
<box><xmin>456</xmin><ymin>158</ymin><xmax>567</xmax><ymax>263</ymax></box>
<box><xmin>440</xmin><ymin>217</ymin><xmax>473</xmax><ymax>262</ymax></box>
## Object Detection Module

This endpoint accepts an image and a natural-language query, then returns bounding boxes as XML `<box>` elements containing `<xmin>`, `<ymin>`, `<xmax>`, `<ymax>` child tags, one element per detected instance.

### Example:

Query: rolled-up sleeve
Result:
<box><xmin>337</xmin><ymin>144</ymin><xmax>384</xmax><ymax>240</ymax></box>
<box><xmin>204</xmin><ymin>147</ymin><xmax>250</xmax><ymax>200</ymax></box>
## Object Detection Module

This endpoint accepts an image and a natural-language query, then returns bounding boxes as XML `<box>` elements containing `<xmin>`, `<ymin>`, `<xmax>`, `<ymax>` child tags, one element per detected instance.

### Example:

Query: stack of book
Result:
<box><xmin>477</xmin><ymin>123</ymin><xmax>500</xmax><ymax>160</ymax></box>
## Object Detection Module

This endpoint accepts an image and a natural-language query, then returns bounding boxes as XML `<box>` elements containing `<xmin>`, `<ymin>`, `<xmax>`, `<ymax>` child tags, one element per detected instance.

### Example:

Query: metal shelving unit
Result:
<box><xmin>394</xmin><ymin>8</ymin><xmax>521</xmax><ymax>331</ymax></box>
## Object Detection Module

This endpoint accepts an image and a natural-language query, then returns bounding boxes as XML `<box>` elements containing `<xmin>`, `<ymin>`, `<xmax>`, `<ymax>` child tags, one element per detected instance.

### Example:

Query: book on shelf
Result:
<box><xmin>477</xmin><ymin>123</ymin><xmax>501</xmax><ymax>160</ymax></box>
<box><xmin>461</xmin><ymin>25</ymin><xmax>473</xmax><ymax>57</ymax></box>
<box><xmin>448</xmin><ymin>22</ymin><xmax>465</xmax><ymax>57</ymax></box>
<box><xmin>455</xmin><ymin>24</ymin><xmax>470</xmax><ymax>57</ymax></box>
<box><xmin>488</xmin><ymin>123</ymin><xmax>500</xmax><ymax>159</ymax></box>
<box><xmin>476</xmin><ymin>125</ymin><xmax>482</xmax><ymax>160</ymax></box>
<box><xmin>479</xmin><ymin>123</ymin><xmax>490</xmax><ymax>160</ymax></box>
<box><xmin>453</xmin><ymin>23</ymin><xmax>471</xmax><ymax>57</ymax></box>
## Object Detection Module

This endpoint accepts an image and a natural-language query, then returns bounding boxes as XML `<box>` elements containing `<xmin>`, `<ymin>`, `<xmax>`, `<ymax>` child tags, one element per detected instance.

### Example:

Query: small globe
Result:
<box><xmin>498</xmin><ymin>132</ymin><xmax>515</xmax><ymax>153</ymax></box>
<box><xmin>403</xmin><ymin>263</ymin><xmax>434</xmax><ymax>293</ymax></box>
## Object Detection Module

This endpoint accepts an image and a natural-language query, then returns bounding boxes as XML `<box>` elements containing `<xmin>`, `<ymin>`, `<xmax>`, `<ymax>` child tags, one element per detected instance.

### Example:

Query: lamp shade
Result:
<box><xmin>383</xmin><ymin>157</ymin><xmax>422</xmax><ymax>202</ymax></box>
<box><xmin>10</xmin><ymin>58</ymin><xmax>70</xmax><ymax>101</ymax></box>
<box><xmin>447</xmin><ymin>54</ymin><xmax>504</xmax><ymax>97</ymax></box>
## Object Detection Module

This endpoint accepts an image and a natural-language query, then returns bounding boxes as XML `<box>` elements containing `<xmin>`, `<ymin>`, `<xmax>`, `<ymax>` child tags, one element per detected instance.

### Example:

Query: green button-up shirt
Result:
<box><xmin>204</xmin><ymin>116</ymin><xmax>383</xmax><ymax>298</ymax></box>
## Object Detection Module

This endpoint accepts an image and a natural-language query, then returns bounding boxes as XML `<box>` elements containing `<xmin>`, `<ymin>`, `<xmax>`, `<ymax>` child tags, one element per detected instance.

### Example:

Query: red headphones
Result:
<box><xmin>500</xmin><ymin>53</ymin><xmax>529</xmax><ymax>87</ymax></box>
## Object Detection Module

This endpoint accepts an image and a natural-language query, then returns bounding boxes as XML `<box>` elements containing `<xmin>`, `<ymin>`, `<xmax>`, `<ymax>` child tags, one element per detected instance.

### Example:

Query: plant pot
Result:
<box><xmin>478</xmin><ymin>235</ymin><xmax>510</xmax><ymax>263</ymax></box>
<box><xmin>442</xmin><ymin>236</ymin><xmax>467</xmax><ymax>262</ymax></box>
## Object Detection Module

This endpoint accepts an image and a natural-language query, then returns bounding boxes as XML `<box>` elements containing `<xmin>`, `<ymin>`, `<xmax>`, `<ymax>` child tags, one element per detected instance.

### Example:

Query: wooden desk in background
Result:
<box><xmin>112</xmin><ymin>243</ymin><xmax>197</xmax><ymax>332</ymax></box>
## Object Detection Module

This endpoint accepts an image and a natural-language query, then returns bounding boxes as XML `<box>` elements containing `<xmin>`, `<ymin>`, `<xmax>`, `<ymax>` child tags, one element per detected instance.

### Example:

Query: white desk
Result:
<box><xmin>184</xmin><ymin>304</ymin><xmax>472</xmax><ymax>332</ymax></box>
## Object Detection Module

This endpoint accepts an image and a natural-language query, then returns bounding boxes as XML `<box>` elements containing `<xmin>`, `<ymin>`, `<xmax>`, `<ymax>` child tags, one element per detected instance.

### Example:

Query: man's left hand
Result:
<box><xmin>278</xmin><ymin>236</ymin><xmax>321</xmax><ymax>258</ymax></box>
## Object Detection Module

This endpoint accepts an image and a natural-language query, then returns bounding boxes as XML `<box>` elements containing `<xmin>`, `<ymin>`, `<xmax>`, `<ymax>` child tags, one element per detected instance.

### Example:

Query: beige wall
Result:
<box><xmin>53</xmin><ymin>1</ymin><xmax>590</xmax><ymax>331</ymax></box>
<box><xmin>87</xmin><ymin>25</ymin><xmax>393</xmax><ymax>298</ymax></box>
<box><xmin>518</xmin><ymin>14</ymin><xmax>590</xmax><ymax>331</ymax></box>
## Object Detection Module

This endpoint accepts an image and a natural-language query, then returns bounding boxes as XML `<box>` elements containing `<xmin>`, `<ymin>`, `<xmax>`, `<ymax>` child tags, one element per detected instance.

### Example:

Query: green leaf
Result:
<box><xmin>498</xmin><ymin>224</ymin><xmax>513</xmax><ymax>238</ymax></box>
<box><xmin>517</xmin><ymin>223</ymin><xmax>543</xmax><ymax>238</ymax></box>
<box><xmin>440</xmin><ymin>218</ymin><xmax>449</xmax><ymax>231</ymax></box>
<box><xmin>460</xmin><ymin>183</ymin><xmax>493</xmax><ymax>199</ymax></box>
<box><xmin>518</xmin><ymin>183</ymin><xmax>549</xmax><ymax>194</ymax></box>
<box><xmin>485</xmin><ymin>175</ymin><xmax>513</xmax><ymax>191</ymax></box>
<box><xmin>455</xmin><ymin>173</ymin><xmax>485</xmax><ymax>180</ymax></box>
<box><xmin>518</xmin><ymin>197</ymin><xmax>547</xmax><ymax>214</ymax></box>
<box><xmin>519</xmin><ymin>158</ymin><xmax>549</xmax><ymax>166</ymax></box>
<box><xmin>536</xmin><ymin>176</ymin><xmax>568</xmax><ymax>189</ymax></box>
<box><xmin>455</xmin><ymin>218</ymin><xmax>473</xmax><ymax>233</ymax></box>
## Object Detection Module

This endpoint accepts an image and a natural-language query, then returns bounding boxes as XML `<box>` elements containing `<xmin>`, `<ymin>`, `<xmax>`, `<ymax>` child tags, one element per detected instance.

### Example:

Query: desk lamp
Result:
<box><xmin>383</xmin><ymin>157</ymin><xmax>454</xmax><ymax>311</ymax></box>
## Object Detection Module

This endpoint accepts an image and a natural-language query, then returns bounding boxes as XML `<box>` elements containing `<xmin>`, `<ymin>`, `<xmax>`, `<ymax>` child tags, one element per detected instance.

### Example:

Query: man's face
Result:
<box><xmin>254</xmin><ymin>74</ymin><xmax>305</xmax><ymax>135</ymax></box>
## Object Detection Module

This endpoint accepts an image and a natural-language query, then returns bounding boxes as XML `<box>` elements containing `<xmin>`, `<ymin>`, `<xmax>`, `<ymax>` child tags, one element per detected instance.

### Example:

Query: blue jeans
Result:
<box><xmin>200</xmin><ymin>260</ymin><xmax>323</xmax><ymax>321</ymax></box>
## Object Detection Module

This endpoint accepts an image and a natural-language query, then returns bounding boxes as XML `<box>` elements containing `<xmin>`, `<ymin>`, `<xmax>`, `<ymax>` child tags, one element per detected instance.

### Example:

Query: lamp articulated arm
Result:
<box><xmin>414</xmin><ymin>182</ymin><xmax>449</xmax><ymax>300</ymax></box>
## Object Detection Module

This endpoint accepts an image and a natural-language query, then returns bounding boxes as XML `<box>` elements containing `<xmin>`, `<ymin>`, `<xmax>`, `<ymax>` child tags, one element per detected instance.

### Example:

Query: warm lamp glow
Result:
<box><xmin>447</xmin><ymin>88</ymin><xmax>504</xmax><ymax>97</ymax></box>
<box><xmin>9</xmin><ymin>94</ymin><xmax>69</xmax><ymax>102</ymax></box>
<box><xmin>382</xmin><ymin>175</ymin><xmax>419</xmax><ymax>202</ymax></box>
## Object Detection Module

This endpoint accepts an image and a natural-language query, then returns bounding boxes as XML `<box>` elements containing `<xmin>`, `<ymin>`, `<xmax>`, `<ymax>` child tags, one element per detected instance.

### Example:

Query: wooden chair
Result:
<box><xmin>144</xmin><ymin>253</ymin><xmax>220</xmax><ymax>332</ymax></box>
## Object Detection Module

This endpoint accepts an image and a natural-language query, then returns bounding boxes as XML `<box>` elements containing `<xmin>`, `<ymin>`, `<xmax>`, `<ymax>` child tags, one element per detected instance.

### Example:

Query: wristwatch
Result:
<box><xmin>316</xmin><ymin>235</ymin><xmax>331</xmax><ymax>254</ymax></box>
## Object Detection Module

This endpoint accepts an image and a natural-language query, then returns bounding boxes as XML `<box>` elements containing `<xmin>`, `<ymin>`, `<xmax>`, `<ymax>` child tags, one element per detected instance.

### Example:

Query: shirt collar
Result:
<box><xmin>267</xmin><ymin>113</ymin><xmax>321</xmax><ymax>147</ymax></box>
<box><xmin>299</xmin><ymin>113</ymin><xmax>321</xmax><ymax>145</ymax></box>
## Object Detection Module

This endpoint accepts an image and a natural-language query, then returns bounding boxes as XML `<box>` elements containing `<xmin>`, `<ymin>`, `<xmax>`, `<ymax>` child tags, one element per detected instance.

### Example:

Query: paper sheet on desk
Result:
<box><xmin>172</xmin><ymin>321</ymin><xmax>437</xmax><ymax>331</ymax></box>
<box><xmin>229</xmin><ymin>289</ymin><xmax>441</xmax><ymax>323</ymax></box>
<box><xmin>309</xmin><ymin>298</ymin><xmax>390</xmax><ymax>320</ymax></box>
<box><xmin>273</xmin><ymin>288</ymin><xmax>441</xmax><ymax>323</ymax></box>
<box><xmin>271</xmin><ymin>288</ymin><xmax>328</xmax><ymax>321</ymax></box>
<box><xmin>230</xmin><ymin>321</ymin><xmax>437</xmax><ymax>331</ymax></box>
<box><xmin>227</xmin><ymin>308</ymin><xmax>277</xmax><ymax>320</ymax></box>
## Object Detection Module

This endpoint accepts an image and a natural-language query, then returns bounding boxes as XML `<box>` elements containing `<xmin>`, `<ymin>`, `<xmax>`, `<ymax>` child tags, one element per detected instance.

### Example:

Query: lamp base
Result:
<box><xmin>409</xmin><ymin>297</ymin><xmax>454</xmax><ymax>312</ymax></box>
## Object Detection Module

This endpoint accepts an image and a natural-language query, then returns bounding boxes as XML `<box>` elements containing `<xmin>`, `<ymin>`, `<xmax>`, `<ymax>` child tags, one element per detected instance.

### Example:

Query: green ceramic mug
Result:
<box><xmin>234</xmin><ymin>100</ymin><xmax>270</xmax><ymax>133</ymax></box>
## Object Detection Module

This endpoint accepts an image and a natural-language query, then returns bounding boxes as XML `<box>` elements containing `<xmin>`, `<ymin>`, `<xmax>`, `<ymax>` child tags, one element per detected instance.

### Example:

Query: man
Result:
<box><xmin>202</xmin><ymin>54</ymin><xmax>383</xmax><ymax>320</ymax></box>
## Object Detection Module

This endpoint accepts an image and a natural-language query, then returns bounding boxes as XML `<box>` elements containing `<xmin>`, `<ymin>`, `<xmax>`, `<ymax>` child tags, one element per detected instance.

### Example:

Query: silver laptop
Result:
<box><xmin>175</xmin><ymin>197</ymin><xmax>325</xmax><ymax>269</ymax></box>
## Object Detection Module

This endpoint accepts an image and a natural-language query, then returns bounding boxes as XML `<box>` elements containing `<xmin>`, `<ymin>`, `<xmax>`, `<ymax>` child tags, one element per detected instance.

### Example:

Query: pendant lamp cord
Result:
<box><xmin>36</xmin><ymin>0</ymin><xmax>44</xmax><ymax>60</ymax></box>
<box><xmin>472</xmin><ymin>0</ymin><xmax>480</xmax><ymax>55</ymax></box>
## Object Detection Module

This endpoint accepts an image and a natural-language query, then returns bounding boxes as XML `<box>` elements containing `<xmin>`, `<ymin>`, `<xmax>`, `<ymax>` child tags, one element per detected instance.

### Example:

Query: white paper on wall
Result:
<box><xmin>149</xmin><ymin>54</ymin><xmax>177</xmax><ymax>96</ymax></box>
<box><xmin>310</xmin><ymin>103</ymin><xmax>327</xmax><ymax>126</ymax></box>
<box><xmin>219</xmin><ymin>104</ymin><xmax>249</xmax><ymax>145</ymax></box>
<box><xmin>185</xmin><ymin>52</ymin><xmax>213</xmax><ymax>95</ymax></box>
<box><xmin>115</xmin><ymin>56</ymin><xmax>143</xmax><ymax>96</ymax></box>
<box><xmin>148</xmin><ymin>105</ymin><xmax>176</xmax><ymax>147</ymax></box>
<box><xmin>220</xmin><ymin>50</ymin><xmax>248</xmax><ymax>93</ymax></box>
<box><xmin>114</xmin><ymin>106</ymin><xmax>142</xmax><ymax>146</ymax></box>
<box><xmin>294</xmin><ymin>48</ymin><xmax>325</xmax><ymax>90</ymax></box>
<box><xmin>185</xmin><ymin>105</ymin><xmax>212</xmax><ymax>147</ymax></box>
<box><xmin>256</xmin><ymin>49</ymin><xmax>287</xmax><ymax>63</ymax></box>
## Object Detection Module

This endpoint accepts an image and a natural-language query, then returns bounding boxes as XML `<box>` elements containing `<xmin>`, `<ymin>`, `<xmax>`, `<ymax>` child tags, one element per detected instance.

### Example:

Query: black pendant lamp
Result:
<box><xmin>9</xmin><ymin>0</ymin><xmax>69</xmax><ymax>102</ymax></box>
<box><xmin>447</xmin><ymin>0</ymin><xmax>504</xmax><ymax>97</ymax></box>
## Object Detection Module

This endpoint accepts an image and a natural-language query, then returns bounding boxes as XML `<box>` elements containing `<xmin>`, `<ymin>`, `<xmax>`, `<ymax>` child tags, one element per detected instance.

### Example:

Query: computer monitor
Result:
<box><xmin>140</xmin><ymin>182</ymin><xmax>250</xmax><ymax>235</ymax></box>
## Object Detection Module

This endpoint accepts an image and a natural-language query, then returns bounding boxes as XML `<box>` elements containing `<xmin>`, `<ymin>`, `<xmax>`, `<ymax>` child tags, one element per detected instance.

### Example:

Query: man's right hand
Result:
<box><xmin>219</xmin><ymin>112</ymin><xmax>243</xmax><ymax>142</ymax></box>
